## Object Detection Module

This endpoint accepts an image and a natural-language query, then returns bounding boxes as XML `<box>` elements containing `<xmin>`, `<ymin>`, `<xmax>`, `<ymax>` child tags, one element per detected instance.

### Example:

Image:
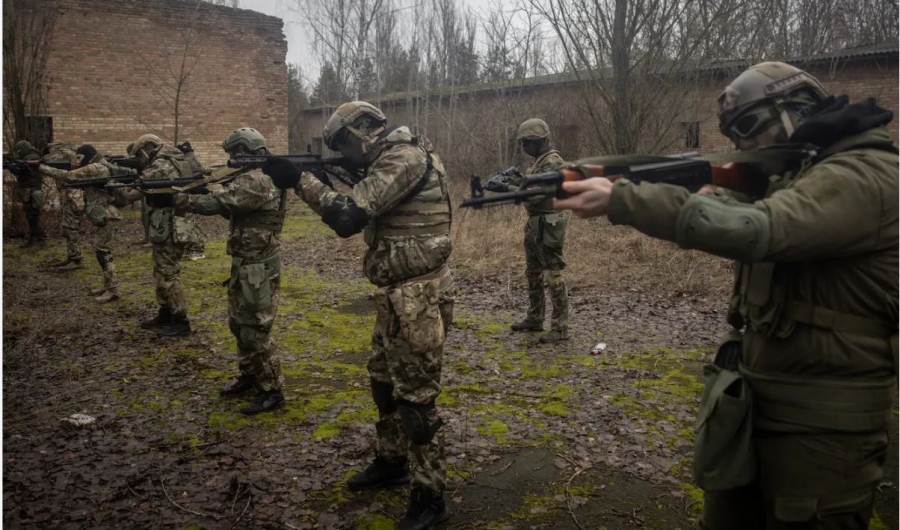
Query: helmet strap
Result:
<box><xmin>774</xmin><ymin>99</ymin><xmax>796</xmax><ymax>137</ymax></box>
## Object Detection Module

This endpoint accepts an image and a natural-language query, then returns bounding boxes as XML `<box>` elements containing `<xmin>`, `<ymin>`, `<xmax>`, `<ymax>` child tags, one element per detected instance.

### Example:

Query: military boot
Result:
<box><xmin>141</xmin><ymin>307</ymin><xmax>172</xmax><ymax>329</ymax></box>
<box><xmin>21</xmin><ymin>237</ymin><xmax>44</xmax><ymax>249</ymax></box>
<box><xmin>220</xmin><ymin>375</ymin><xmax>257</xmax><ymax>397</ymax></box>
<box><xmin>88</xmin><ymin>286</ymin><xmax>107</xmax><ymax>296</ymax></box>
<box><xmin>56</xmin><ymin>259</ymin><xmax>84</xmax><ymax>271</ymax></box>
<box><xmin>510</xmin><ymin>319</ymin><xmax>543</xmax><ymax>332</ymax></box>
<box><xmin>538</xmin><ymin>328</ymin><xmax>569</xmax><ymax>344</ymax></box>
<box><xmin>397</xmin><ymin>487</ymin><xmax>450</xmax><ymax>530</ymax></box>
<box><xmin>347</xmin><ymin>455</ymin><xmax>412</xmax><ymax>491</ymax></box>
<box><xmin>156</xmin><ymin>315</ymin><xmax>191</xmax><ymax>337</ymax></box>
<box><xmin>241</xmin><ymin>390</ymin><xmax>285</xmax><ymax>415</ymax></box>
<box><xmin>95</xmin><ymin>290</ymin><xmax>119</xmax><ymax>303</ymax></box>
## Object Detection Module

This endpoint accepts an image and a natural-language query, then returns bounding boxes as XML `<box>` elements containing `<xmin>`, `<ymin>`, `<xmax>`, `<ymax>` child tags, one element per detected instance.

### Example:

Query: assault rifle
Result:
<box><xmin>105</xmin><ymin>155</ymin><xmax>145</xmax><ymax>172</ymax></box>
<box><xmin>461</xmin><ymin>147</ymin><xmax>814</xmax><ymax>208</ymax></box>
<box><xmin>106</xmin><ymin>175</ymin><xmax>207</xmax><ymax>194</ymax></box>
<box><xmin>60</xmin><ymin>173</ymin><xmax>140</xmax><ymax>189</ymax></box>
<box><xmin>227</xmin><ymin>151</ymin><xmax>361</xmax><ymax>188</ymax></box>
<box><xmin>481</xmin><ymin>166</ymin><xmax>523</xmax><ymax>192</ymax></box>
<box><xmin>3</xmin><ymin>156</ymin><xmax>72</xmax><ymax>175</ymax></box>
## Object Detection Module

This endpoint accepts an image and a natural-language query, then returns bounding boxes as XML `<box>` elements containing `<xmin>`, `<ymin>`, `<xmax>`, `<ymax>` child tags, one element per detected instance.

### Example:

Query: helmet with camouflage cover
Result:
<box><xmin>516</xmin><ymin>118</ymin><xmax>551</xmax><ymax>141</ymax></box>
<box><xmin>133</xmin><ymin>133</ymin><xmax>163</xmax><ymax>157</ymax></box>
<box><xmin>718</xmin><ymin>62</ymin><xmax>828</xmax><ymax>144</ymax></box>
<box><xmin>13</xmin><ymin>140</ymin><xmax>38</xmax><ymax>159</ymax></box>
<box><xmin>323</xmin><ymin>101</ymin><xmax>387</xmax><ymax>151</ymax></box>
<box><xmin>126</xmin><ymin>142</ymin><xmax>135</xmax><ymax>156</ymax></box>
<box><xmin>222</xmin><ymin>127</ymin><xmax>268</xmax><ymax>154</ymax></box>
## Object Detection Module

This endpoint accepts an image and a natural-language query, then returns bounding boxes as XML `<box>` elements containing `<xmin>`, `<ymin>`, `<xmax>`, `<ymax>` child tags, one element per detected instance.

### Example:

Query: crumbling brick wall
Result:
<box><xmin>44</xmin><ymin>0</ymin><xmax>288</xmax><ymax>165</ymax></box>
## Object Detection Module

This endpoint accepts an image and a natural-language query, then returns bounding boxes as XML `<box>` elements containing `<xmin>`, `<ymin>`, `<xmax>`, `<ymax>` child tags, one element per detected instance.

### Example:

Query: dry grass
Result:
<box><xmin>448</xmin><ymin>179</ymin><xmax>734</xmax><ymax>299</ymax></box>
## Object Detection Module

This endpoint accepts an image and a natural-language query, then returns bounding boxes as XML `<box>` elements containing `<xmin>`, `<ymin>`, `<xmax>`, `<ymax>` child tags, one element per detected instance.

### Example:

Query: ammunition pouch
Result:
<box><xmin>148</xmin><ymin>208</ymin><xmax>173</xmax><ymax>244</ymax></box>
<box><xmin>228</xmin><ymin>254</ymin><xmax>281</xmax><ymax>313</ymax></box>
<box><xmin>231</xmin><ymin>208</ymin><xmax>285</xmax><ymax>233</ymax></box>
<box><xmin>172</xmin><ymin>214</ymin><xmax>199</xmax><ymax>245</ymax></box>
<box><xmin>379</xmin><ymin>266</ymin><xmax>449</xmax><ymax>354</ymax></box>
<box><xmin>397</xmin><ymin>399</ymin><xmax>443</xmax><ymax>445</ymax></box>
<box><xmin>741</xmin><ymin>366</ymin><xmax>895</xmax><ymax>434</ymax></box>
<box><xmin>693</xmin><ymin>364</ymin><xmax>756</xmax><ymax>491</ymax></box>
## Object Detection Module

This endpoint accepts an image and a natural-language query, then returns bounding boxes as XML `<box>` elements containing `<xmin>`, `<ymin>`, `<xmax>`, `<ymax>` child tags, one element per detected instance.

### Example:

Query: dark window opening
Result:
<box><xmin>681</xmin><ymin>121</ymin><xmax>700</xmax><ymax>149</ymax></box>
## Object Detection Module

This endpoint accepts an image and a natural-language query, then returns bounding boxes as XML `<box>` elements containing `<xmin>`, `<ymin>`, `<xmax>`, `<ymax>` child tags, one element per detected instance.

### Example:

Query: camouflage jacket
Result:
<box><xmin>183</xmin><ymin>169</ymin><xmax>283</xmax><ymax>261</ymax></box>
<box><xmin>606</xmin><ymin>125</ymin><xmax>898</xmax><ymax>430</ymax></box>
<box><xmin>11</xmin><ymin>144</ymin><xmax>43</xmax><ymax>189</ymax></box>
<box><xmin>43</xmin><ymin>142</ymin><xmax>81</xmax><ymax>201</ymax></box>
<box><xmin>297</xmin><ymin>126</ymin><xmax>452</xmax><ymax>287</ymax></box>
<box><xmin>141</xmin><ymin>146</ymin><xmax>192</xmax><ymax>208</ymax></box>
<box><xmin>507</xmin><ymin>149</ymin><xmax>565</xmax><ymax>214</ymax></box>
<box><xmin>40</xmin><ymin>159</ymin><xmax>134</xmax><ymax>223</ymax></box>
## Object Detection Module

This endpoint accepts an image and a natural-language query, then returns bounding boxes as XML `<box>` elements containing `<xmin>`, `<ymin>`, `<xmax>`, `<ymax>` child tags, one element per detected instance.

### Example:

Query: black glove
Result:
<box><xmin>262</xmin><ymin>156</ymin><xmax>301</xmax><ymax>189</ymax></box>
<box><xmin>482</xmin><ymin>177</ymin><xmax>508</xmax><ymax>193</ymax></box>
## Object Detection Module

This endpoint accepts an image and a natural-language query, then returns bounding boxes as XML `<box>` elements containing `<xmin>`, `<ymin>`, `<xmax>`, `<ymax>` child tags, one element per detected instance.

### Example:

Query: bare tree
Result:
<box><xmin>131</xmin><ymin>0</ymin><xmax>210</xmax><ymax>144</ymax></box>
<box><xmin>2</xmin><ymin>0</ymin><xmax>59</xmax><ymax>149</ymax></box>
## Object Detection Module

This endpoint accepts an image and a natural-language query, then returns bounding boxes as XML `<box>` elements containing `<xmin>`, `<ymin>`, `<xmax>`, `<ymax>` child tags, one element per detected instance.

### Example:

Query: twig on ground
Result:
<box><xmin>228</xmin><ymin>492</ymin><xmax>252</xmax><ymax>530</ymax></box>
<box><xmin>159</xmin><ymin>476</ymin><xmax>221</xmax><ymax>520</ymax></box>
<box><xmin>489</xmin><ymin>459</ymin><xmax>514</xmax><ymax>476</ymax></box>
<box><xmin>564</xmin><ymin>465</ymin><xmax>591</xmax><ymax>530</ymax></box>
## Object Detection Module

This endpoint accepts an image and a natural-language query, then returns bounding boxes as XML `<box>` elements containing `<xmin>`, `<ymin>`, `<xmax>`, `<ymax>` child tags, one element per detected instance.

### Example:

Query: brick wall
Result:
<box><xmin>44</xmin><ymin>0</ymin><xmax>287</xmax><ymax>165</ymax></box>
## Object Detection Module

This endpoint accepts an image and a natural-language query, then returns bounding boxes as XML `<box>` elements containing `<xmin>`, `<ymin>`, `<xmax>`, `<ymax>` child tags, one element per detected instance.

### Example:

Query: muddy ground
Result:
<box><xmin>3</xmin><ymin>205</ymin><xmax>897</xmax><ymax>529</ymax></box>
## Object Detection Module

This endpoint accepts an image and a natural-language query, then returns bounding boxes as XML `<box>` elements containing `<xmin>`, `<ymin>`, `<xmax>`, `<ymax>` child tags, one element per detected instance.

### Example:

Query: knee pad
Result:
<box><xmin>397</xmin><ymin>399</ymin><xmax>443</xmax><ymax>445</ymax></box>
<box><xmin>95</xmin><ymin>249</ymin><xmax>112</xmax><ymax>269</ymax></box>
<box><xmin>371</xmin><ymin>380</ymin><xmax>397</xmax><ymax>414</ymax></box>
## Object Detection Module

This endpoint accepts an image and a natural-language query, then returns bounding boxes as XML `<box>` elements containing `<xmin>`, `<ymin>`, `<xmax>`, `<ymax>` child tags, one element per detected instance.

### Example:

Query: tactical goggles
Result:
<box><xmin>721</xmin><ymin>105</ymin><xmax>779</xmax><ymax>143</ymax></box>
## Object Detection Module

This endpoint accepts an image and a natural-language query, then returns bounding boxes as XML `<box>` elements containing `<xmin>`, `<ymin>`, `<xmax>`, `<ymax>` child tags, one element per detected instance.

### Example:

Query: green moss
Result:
<box><xmin>680</xmin><ymin>482</ymin><xmax>704</xmax><ymax>518</ymax></box>
<box><xmin>312</xmin><ymin>422</ymin><xmax>340</xmax><ymax>439</ymax></box>
<box><xmin>475</xmin><ymin>419</ymin><xmax>510</xmax><ymax>442</ymax></box>
<box><xmin>355</xmin><ymin>514</ymin><xmax>397</xmax><ymax>530</ymax></box>
<box><xmin>474</xmin><ymin>321</ymin><xmax>510</xmax><ymax>339</ymax></box>
<box><xmin>207</xmin><ymin>411</ymin><xmax>250</xmax><ymax>430</ymax></box>
<box><xmin>868</xmin><ymin>512</ymin><xmax>888</xmax><ymax>530</ymax></box>
<box><xmin>538</xmin><ymin>401</ymin><xmax>570</xmax><ymax>417</ymax></box>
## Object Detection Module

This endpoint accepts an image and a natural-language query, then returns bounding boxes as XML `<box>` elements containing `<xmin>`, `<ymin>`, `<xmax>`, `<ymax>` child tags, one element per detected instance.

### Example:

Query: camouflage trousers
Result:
<box><xmin>94</xmin><ymin>220</ymin><xmax>119</xmax><ymax>291</ymax></box>
<box><xmin>523</xmin><ymin>214</ymin><xmax>568</xmax><ymax>331</ymax></box>
<box><xmin>62</xmin><ymin>191</ymin><xmax>85</xmax><ymax>261</ymax></box>
<box><xmin>227</xmin><ymin>255</ymin><xmax>283</xmax><ymax>392</ymax></box>
<box><xmin>152</xmin><ymin>239</ymin><xmax>187</xmax><ymax>316</ymax></box>
<box><xmin>367</xmin><ymin>266</ymin><xmax>454</xmax><ymax>494</ymax></box>
<box><xmin>702</xmin><ymin>430</ymin><xmax>888</xmax><ymax>530</ymax></box>
<box><xmin>18</xmin><ymin>187</ymin><xmax>44</xmax><ymax>240</ymax></box>
<box><xmin>141</xmin><ymin>197</ymin><xmax>150</xmax><ymax>242</ymax></box>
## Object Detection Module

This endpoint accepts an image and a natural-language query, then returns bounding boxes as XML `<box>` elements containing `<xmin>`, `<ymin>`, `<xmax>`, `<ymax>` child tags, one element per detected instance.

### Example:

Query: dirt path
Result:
<box><xmin>3</xmin><ymin>206</ymin><xmax>897</xmax><ymax>529</ymax></box>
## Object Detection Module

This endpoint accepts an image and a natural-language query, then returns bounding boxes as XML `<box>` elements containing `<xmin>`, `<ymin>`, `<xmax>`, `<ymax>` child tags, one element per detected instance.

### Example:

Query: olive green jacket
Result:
<box><xmin>607</xmin><ymin>127</ymin><xmax>898</xmax><ymax>412</ymax></box>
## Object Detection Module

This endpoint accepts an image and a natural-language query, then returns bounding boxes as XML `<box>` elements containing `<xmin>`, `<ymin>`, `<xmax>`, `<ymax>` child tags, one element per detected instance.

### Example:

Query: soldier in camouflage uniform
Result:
<box><xmin>132</xmin><ymin>134</ymin><xmax>197</xmax><ymax>337</ymax></box>
<box><xmin>43</xmin><ymin>142</ymin><xmax>83</xmax><ymax>270</ymax></box>
<box><xmin>263</xmin><ymin>101</ymin><xmax>454</xmax><ymax>530</ymax></box>
<box><xmin>554</xmin><ymin>63</ymin><xmax>898</xmax><ymax>530</ymax></box>
<box><xmin>485</xmin><ymin>118</ymin><xmax>569</xmax><ymax>343</ymax></box>
<box><xmin>176</xmin><ymin>141</ymin><xmax>207</xmax><ymax>261</ymax></box>
<box><xmin>10</xmin><ymin>140</ymin><xmax>46</xmax><ymax>247</ymax></box>
<box><xmin>174</xmin><ymin>128</ymin><xmax>285</xmax><ymax>415</ymax></box>
<box><xmin>40</xmin><ymin>144</ymin><xmax>138</xmax><ymax>303</ymax></box>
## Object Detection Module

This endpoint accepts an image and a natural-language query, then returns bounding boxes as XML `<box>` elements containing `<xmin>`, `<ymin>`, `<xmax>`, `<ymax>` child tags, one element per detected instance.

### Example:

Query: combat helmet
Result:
<box><xmin>222</xmin><ymin>127</ymin><xmax>268</xmax><ymax>154</ymax></box>
<box><xmin>323</xmin><ymin>101</ymin><xmax>387</xmax><ymax>151</ymax></box>
<box><xmin>516</xmin><ymin>118</ymin><xmax>551</xmax><ymax>141</ymax></box>
<box><xmin>718</xmin><ymin>62</ymin><xmax>828</xmax><ymax>143</ymax></box>
<box><xmin>133</xmin><ymin>134</ymin><xmax>163</xmax><ymax>160</ymax></box>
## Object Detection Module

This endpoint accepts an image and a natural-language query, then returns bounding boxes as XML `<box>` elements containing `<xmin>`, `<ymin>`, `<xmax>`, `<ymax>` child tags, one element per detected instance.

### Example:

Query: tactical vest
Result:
<box><xmin>230</xmin><ymin>188</ymin><xmax>287</xmax><ymax>234</ymax></box>
<box><xmin>524</xmin><ymin>149</ymin><xmax>564</xmax><ymax>214</ymax></box>
<box><xmin>731</xmin><ymin>141</ymin><xmax>899</xmax><ymax>434</ymax></box>
<box><xmin>368</xmin><ymin>139</ymin><xmax>452</xmax><ymax>243</ymax></box>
